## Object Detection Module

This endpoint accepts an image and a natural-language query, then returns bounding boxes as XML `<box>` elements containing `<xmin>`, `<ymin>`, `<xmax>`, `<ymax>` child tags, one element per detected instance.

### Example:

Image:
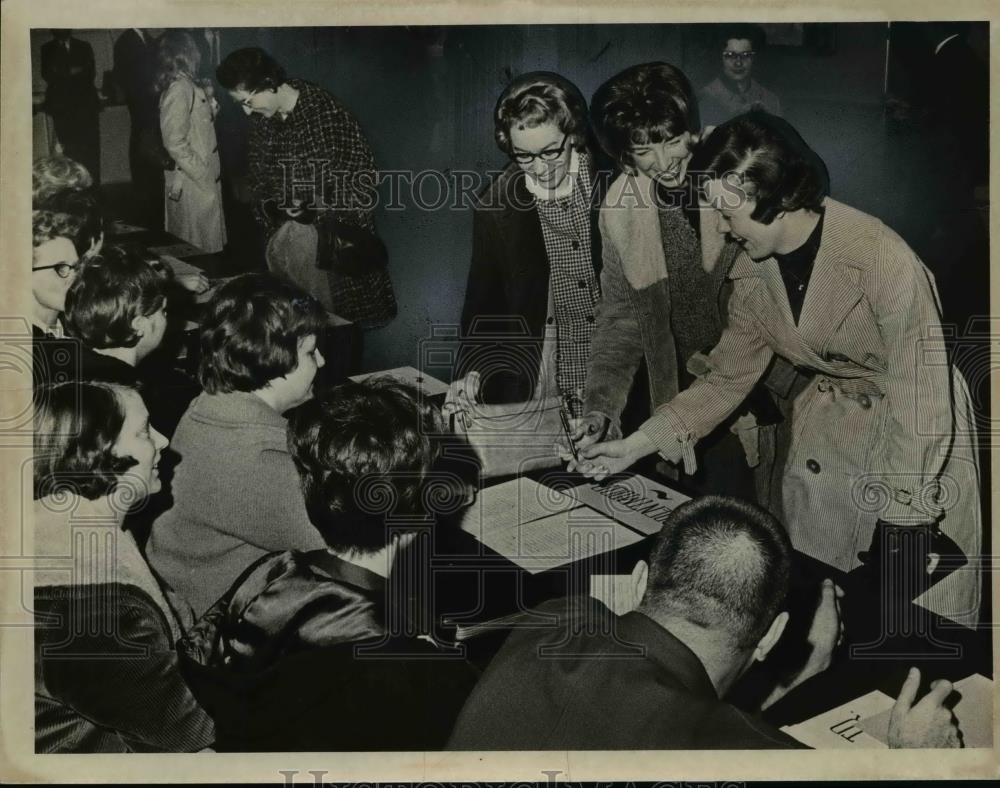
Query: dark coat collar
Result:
<box><xmin>617</xmin><ymin>610</ymin><xmax>719</xmax><ymax>699</ymax></box>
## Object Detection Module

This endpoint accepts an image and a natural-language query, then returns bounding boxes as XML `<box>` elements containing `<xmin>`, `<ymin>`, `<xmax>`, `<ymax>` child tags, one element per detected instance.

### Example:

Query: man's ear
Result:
<box><xmin>630</xmin><ymin>559</ymin><xmax>649</xmax><ymax>609</ymax></box>
<box><xmin>753</xmin><ymin>610</ymin><xmax>789</xmax><ymax>663</ymax></box>
<box><xmin>131</xmin><ymin>313</ymin><xmax>149</xmax><ymax>338</ymax></box>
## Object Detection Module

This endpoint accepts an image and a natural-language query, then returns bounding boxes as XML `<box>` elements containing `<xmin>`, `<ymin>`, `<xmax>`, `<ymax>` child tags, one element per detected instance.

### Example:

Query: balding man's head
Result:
<box><xmin>638</xmin><ymin>496</ymin><xmax>792</xmax><ymax>649</ymax></box>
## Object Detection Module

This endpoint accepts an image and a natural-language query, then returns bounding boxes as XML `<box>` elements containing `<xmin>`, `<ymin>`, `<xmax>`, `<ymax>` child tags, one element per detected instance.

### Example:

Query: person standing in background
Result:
<box><xmin>41</xmin><ymin>30</ymin><xmax>101</xmax><ymax>185</ymax></box>
<box><xmin>700</xmin><ymin>25</ymin><xmax>781</xmax><ymax>127</ymax></box>
<box><xmin>114</xmin><ymin>28</ymin><xmax>165</xmax><ymax>231</ymax></box>
<box><xmin>216</xmin><ymin>47</ymin><xmax>395</xmax><ymax>339</ymax></box>
<box><xmin>155</xmin><ymin>31</ymin><xmax>226</xmax><ymax>253</ymax></box>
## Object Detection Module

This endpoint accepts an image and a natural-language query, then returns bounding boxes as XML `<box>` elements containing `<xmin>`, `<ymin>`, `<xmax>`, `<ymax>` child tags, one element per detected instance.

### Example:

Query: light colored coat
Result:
<box><xmin>160</xmin><ymin>75</ymin><xmax>226</xmax><ymax>252</ymax></box>
<box><xmin>640</xmin><ymin>198</ymin><xmax>981</xmax><ymax>627</ymax></box>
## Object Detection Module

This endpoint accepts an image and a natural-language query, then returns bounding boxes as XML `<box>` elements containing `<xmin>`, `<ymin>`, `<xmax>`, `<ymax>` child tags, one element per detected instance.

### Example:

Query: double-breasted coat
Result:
<box><xmin>640</xmin><ymin>198</ymin><xmax>981</xmax><ymax>627</ymax></box>
<box><xmin>160</xmin><ymin>74</ymin><xmax>226</xmax><ymax>252</ymax></box>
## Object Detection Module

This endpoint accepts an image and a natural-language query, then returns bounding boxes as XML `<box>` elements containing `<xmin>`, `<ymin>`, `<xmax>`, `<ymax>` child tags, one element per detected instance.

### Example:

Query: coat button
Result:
<box><xmin>578</xmin><ymin>280</ymin><xmax>588</xmax><ymax>288</ymax></box>
<box><xmin>546</xmin><ymin>317</ymin><xmax>554</xmax><ymax>325</ymax></box>
<box><xmin>806</xmin><ymin>458</ymin><xmax>821</xmax><ymax>474</ymax></box>
<box><xmin>572</xmin><ymin>240</ymin><xmax>580</xmax><ymax>249</ymax></box>
<box><xmin>857</xmin><ymin>394</ymin><xmax>872</xmax><ymax>409</ymax></box>
<box><xmin>586</xmin><ymin>315</ymin><xmax>595</xmax><ymax>323</ymax></box>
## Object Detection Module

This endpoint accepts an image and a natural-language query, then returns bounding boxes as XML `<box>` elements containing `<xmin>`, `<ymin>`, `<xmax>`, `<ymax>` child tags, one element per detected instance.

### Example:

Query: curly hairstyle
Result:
<box><xmin>64</xmin><ymin>246</ymin><xmax>169</xmax><ymax>350</ymax></box>
<box><xmin>33</xmin><ymin>381</ymin><xmax>139</xmax><ymax>501</ymax></box>
<box><xmin>590</xmin><ymin>62</ymin><xmax>700</xmax><ymax>171</ymax></box>
<box><xmin>690</xmin><ymin>111</ymin><xmax>829</xmax><ymax>224</ymax></box>
<box><xmin>494</xmin><ymin>71</ymin><xmax>589</xmax><ymax>156</ymax></box>
<box><xmin>33</xmin><ymin>155</ymin><xmax>93</xmax><ymax>207</ymax></box>
<box><xmin>154</xmin><ymin>30</ymin><xmax>202</xmax><ymax>94</ymax></box>
<box><xmin>198</xmin><ymin>273</ymin><xmax>328</xmax><ymax>394</ymax></box>
<box><xmin>287</xmin><ymin>379</ymin><xmax>472</xmax><ymax>555</ymax></box>
<box><xmin>216</xmin><ymin>46</ymin><xmax>287</xmax><ymax>93</ymax></box>
<box><xmin>36</xmin><ymin>187</ymin><xmax>104</xmax><ymax>256</ymax></box>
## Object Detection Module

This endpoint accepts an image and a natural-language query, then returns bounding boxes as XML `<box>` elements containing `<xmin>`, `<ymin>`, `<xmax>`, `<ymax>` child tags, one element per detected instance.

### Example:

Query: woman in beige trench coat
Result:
<box><xmin>575</xmin><ymin>114</ymin><xmax>982</xmax><ymax>628</ymax></box>
<box><xmin>156</xmin><ymin>31</ymin><xmax>226</xmax><ymax>253</ymax></box>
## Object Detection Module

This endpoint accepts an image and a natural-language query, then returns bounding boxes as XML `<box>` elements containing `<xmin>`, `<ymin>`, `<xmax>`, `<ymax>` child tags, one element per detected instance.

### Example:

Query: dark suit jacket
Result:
<box><xmin>113</xmin><ymin>29</ymin><xmax>159</xmax><ymax>130</ymax></box>
<box><xmin>41</xmin><ymin>37</ymin><xmax>99</xmax><ymax>116</ymax></box>
<box><xmin>448</xmin><ymin>595</ymin><xmax>803</xmax><ymax>750</ymax></box>
<box><xmin>458</xmin><ymin>161</ymin><xmax>607</xmax><ymax>404</ymax></box>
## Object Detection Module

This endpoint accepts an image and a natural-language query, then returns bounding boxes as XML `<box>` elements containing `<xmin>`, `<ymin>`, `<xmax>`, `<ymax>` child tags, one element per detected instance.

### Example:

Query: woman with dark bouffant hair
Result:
<box><xmin>568</xmin><ymin>63</ymin><xmax>783</xmax><ymax>504</ymax></box>
<box><xmin>33</xmin><ymin>381</ymin><xmax>214</xmax><ymax>753</ymax></box>
<box><xmin>155</xmin><ymin>30</ymin><xmax>226</xmax><ymax>252</ymax></box>
<box><xmin>146</xmin><ymin>273</ymin><xmax>330</xmax><ymax>619</ymax></box>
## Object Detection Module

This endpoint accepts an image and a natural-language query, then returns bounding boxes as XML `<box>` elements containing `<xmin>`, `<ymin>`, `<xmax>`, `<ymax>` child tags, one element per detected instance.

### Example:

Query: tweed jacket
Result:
<box><xmin>458</xmin><ymin>161</ymin><xmax>606</xmax><ymax>405</ymax></box>
<box><xmin>146</xmin><ymin>391</ymin><xmax>326</xmax><ymax>618</ymax></box>
<box><xmin>639</xmin><ymin>198</ymin><xmax>981</xmax><ymax>626</ymax></box>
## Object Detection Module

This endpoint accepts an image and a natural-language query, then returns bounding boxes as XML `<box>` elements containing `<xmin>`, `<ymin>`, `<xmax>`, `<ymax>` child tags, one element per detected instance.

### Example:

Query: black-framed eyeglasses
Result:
<box><xmin>722</xmin><ymin>51</ymin><xmax>755</xmax><ymax>62</ymax></box>
<box><xmin>32</xmin><ymin>261</ymin><xmax>79</xmax><ymax>279</ymax></box>
<box><xmin>511</xmin><ymin>133</ymin><xmax>570</xmax><ymax>165</ymax></box>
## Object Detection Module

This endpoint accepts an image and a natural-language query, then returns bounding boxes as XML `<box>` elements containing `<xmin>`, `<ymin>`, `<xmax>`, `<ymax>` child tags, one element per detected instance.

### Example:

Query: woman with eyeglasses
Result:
<box><xmin>452</xmin><ymin>72</ymin><xmax>607</xmax><ymax>417</ymax></box>
<box><xmin>215</xmin><ymin>47</ymin><xmax>394</xmax><ymax>337</ymax></box>
<box><xmin>154</xmin><ymin>30</ymin><xmax>226</xmax><ymax>253</ymax></box>
<box><xmin>700</xmin><ymin>25</ymin><xmax>782</xmax><ymax>127</ymax></box>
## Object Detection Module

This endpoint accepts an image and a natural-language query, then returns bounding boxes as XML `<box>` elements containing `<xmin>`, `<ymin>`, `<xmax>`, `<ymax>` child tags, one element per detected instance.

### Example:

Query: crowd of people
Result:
<box><xmin>29</xmin><ymin>29</ymin><xmax>983</xmax><ymax>754</ymax></box>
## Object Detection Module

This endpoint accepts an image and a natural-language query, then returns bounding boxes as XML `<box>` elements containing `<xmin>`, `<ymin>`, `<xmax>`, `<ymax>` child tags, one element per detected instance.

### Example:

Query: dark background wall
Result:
<box><xmin>31</xmin><ymin>23</ymin><xmax>989</xmax><ymax>376</ymax></box>
<box><xmin>211</xmin><ymin>23</ymin><xmax>988</xmax><ymax>376</ymax></box>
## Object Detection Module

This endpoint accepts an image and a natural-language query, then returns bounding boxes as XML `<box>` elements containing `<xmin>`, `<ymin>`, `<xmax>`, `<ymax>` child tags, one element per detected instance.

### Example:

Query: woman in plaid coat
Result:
<box><xmin>216</xmin><ymin>47</ymin><xmax>395</xmax><ymax>329</ymax></box>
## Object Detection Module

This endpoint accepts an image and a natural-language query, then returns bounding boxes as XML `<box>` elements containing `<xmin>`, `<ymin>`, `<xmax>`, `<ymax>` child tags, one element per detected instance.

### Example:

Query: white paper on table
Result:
<box><xmin>149</xmin><ymin>241</ymin><xmax>203</xmax><ymax>259</ymax></box>
<box><xmin>781</xmin><ymin>690</ymin><xmax>894</xmax><ymax>749</ymax></box>
<box><xmin>859</xmin><ymin>673</ymin><xmax>993</xmax><ymax>748</ymax></box>
<box><xmin>468</xmin><ymin>508</ymin><xmax>644</xmax><ymax>574</ymax></box>
<box><xmin>567</xmin><ymin>473</ymin><xmax>691</xmax><ymax>536</ymax></box>
<box><xmin>457</xmin><ymin>478</ymin><xmax>642</xmax><ymax>573</ymax></box>
<box><xmin>159</xmin><ymin>254</ymin><xmax>205</xmax><ymax>279</ymax></box>
<box><xmin>350</xmin><ymin>366</ymin><xmax>449</xmax><ymax>397</ymax></box>
<box><xmin>590</xmin><ymin>574</ymin><xmax>640</xmax><ymax>615</ymax></box>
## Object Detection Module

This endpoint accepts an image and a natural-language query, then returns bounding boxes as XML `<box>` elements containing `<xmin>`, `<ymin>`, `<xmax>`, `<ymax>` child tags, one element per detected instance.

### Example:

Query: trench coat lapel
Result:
<box><xmin>795</xmin><ymin>203</ymin><xmax>866</xmax><ymax>358</ymax></box>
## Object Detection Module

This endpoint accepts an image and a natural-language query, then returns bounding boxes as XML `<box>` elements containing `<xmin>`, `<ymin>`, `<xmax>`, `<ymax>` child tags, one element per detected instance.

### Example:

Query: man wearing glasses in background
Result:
<box><xmin>700</xmin><ymin>25</ymin><xmax>782</xmax><ymax>127</ymax></box>
<box><xmin>452</xmin><ymin>72</ymin><xmax>607</xmax><ymax>416</ymax></box>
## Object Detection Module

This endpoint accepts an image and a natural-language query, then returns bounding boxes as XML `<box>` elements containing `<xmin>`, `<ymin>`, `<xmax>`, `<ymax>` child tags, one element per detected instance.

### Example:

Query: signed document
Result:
<box><xmin>567</xmin><ymin>473</ymin><xmax>691</xmax><ymax>535</ymax></box>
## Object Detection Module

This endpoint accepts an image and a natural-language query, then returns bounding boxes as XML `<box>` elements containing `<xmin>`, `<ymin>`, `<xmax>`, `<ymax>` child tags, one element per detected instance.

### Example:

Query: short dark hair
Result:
<box><xmin>64</xmin><ymin>246</ymin><xmax>168</xmax><ymax>350</ymax></box>
<box><xmin>590</xmin><ymin>62</ymin><xmax>699</xmax><ymax>170</ymax></box>
<box><xmin>198</xmin><ymin>273</ymin><xmax>327</xmax><ymax>394</ymax></box>
<box><xmin>691</xmin><ymin>111</ymin><xmax>829</xmax><ymax>223</ymax></box>
<box><xmin>639</xmin><ymin>495</ymin><xmax>792</xmax><ymax>649</ymax></box>
<box><xmin>718</xmin><ymin>24</ymin><xmax>766</xmax><ymax>52</ymax></box>
<box><xmin>216</xmin><ymin>47</ymin><xmax>287</xmax><ymax>93</ymax></box>
<box><xmin>494</xmin><ymin>71</ymin><xmax>589</xmax><ymax>156</ymax></box>
<box><xmin>287</xmin><ymin>379</ymin><xmax>466</xmax><ymax>555</ymax></box>
<box><xmin>33</xmin><ymin>381</ymin><xmax>139</xmax><ymax>501</ymax></box>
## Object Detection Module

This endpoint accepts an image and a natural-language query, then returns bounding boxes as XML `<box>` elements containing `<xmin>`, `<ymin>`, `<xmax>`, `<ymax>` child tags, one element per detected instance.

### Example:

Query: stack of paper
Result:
<box><xmin>350</xmin><ymin>366</ymin><xmax>450</xmax><ymax>397</ymax></box>
<box><xmin>457</xmin><ymin>477</ymin><xmax>643</xmax><ymax>573</ymax></box>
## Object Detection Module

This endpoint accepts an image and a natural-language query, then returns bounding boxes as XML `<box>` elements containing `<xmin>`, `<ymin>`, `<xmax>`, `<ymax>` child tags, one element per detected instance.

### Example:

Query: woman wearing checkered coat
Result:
<box><xmin>455</xmin><ymin>72</ymin><xmax>607</xmax><ymax>418</ymax></box>
<box><xmin>216</xmin><ymin>47</ymin><xmax>396</xmax><ymax>329</ymax></box>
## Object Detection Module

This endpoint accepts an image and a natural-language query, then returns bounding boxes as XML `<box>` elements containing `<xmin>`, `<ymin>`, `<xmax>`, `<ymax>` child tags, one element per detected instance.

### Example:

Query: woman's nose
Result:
<box><xmin>152</xmin><ymin>427</ymin><xmax>169</xmax><ymax>451</ymax></box>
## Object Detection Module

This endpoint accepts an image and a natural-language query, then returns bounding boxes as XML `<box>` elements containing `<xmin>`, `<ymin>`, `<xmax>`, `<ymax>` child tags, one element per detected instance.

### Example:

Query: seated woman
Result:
<box><xmin>146</xmin><ymin>273</ymin><xmax>329</xmax><ymax>618</ymax></box>
<box><xmin>179</xmin><ymin>378</ymin><xmax>478</xmax><ymax>751</ymax></box>
<box><xmin>62</xmin><ymin>245</ymin><xmax>200</xmax><ymax>440</ymax></box>
<box><xmin>63</xmin><ymin>246</ymin><xmax>170</xmax><ymax>387</ymax></box>
<box><xmin>33</xmin><ymin>381</ymin><xmax>214</xmax><ymax>752</ymax></box>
